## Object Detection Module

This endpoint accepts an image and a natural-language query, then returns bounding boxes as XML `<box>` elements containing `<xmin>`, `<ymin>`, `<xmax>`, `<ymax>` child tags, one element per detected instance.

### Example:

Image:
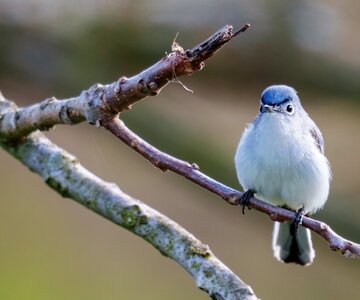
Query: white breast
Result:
<box><xmin>235</xmin><ymin>114</ymin><xmax>331</xmax><ymax>214</ymax></box>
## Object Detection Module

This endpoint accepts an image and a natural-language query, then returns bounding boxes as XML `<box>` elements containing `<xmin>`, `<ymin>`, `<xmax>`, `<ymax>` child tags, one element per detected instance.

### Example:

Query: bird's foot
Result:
<box><xmin>290</xmin><ymin>207</ymin><xmax>305</xmax><ymax>236</ymax></box>
<box><xmin>239</xmin><ymin>189</ymin><xmax>255</xmax><ymax>215</ymax></box>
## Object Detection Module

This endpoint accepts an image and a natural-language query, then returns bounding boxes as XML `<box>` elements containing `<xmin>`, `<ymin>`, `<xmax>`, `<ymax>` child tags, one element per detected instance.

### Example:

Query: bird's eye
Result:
<box><xmin>286</xmin><ymin>104</ymin><xmax>294</xmax><ymax>115</ymax></box>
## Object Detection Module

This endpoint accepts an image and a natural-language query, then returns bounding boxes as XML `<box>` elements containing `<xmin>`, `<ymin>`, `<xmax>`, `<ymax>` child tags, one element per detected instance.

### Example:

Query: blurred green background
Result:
<box><xmin>0</xmin><ymin>1</ymin><xmax>359</xmax><ymax>299</ymax></box>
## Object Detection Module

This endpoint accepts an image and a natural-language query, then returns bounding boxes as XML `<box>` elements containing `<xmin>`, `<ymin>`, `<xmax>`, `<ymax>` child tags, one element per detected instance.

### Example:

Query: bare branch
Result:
<box><xmin>0</xmin><ymin>93</ymin><xmax>257</xmax><ymax>300</ymax></box>
<box><xmin>104</xmin><ymin>117</ymin><xmax>360</xmax><ymax>259</ymax></box>
<box><xmin>0</xmin><ymin>24</ymin><xmax>249</xmax><ymax>140</ymax></box>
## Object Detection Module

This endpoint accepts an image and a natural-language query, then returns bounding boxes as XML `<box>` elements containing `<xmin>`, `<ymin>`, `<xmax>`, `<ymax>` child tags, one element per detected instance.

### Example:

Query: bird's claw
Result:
<box><xmin>239</xmin><ymin>189</ymin><xmax>255</xmax><ymax>214</ymax></box>
<box><xmin>290</xmin><ymin>207</ymin><xmax>305</xmax><ymax>235</ymax></box>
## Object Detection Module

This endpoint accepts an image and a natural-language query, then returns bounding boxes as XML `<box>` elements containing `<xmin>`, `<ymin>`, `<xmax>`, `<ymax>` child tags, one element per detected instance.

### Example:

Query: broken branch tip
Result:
<box><xmin>233</xmin><ymin>23</ymin><xmax>251</xmax><ymax>37</ymax></box>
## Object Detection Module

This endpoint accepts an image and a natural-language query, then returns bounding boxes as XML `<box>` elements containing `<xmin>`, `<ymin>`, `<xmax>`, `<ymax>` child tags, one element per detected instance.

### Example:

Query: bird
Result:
<box><xmin>234</xmin><ymin>85</ymin><xmax>331</xmax><ymax>266</ymax></box>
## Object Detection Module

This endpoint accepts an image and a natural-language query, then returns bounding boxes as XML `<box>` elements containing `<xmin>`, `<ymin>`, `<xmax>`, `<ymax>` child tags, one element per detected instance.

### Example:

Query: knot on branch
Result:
<box><xmin>59</xmin><ymin>105</ymin><xmax>75</xmax><ymax>125</ymax></box>
<box><xmin>82</xmin><ymin>83</ymin><xmax>119</xmax><ymax>125</ymax></box>
<box><xmin>223</xmin><ymin>193</ymin><xmax>240</xmax><ymax>206</ymax></box>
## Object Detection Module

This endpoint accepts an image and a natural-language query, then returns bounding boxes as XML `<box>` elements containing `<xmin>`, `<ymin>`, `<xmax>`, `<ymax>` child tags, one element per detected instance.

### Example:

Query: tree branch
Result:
<box><xmin>0</xmin><ymin>24</ymin><xmax>249</xmax><ymax>140</ymax></box>
<box><xmin>104</xmin><ymin>117</ymin><xmax>360</xmax><ymax>259</ymax></box>
<box><xmin>0</xmin><ymin>94</ymin><xmax>257</xmax><ymax>300</ymax></box>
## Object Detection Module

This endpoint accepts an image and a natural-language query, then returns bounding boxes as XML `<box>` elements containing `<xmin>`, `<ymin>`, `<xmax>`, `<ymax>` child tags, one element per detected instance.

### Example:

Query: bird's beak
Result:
<box><xmin>263</xmin><ymin>104</ymin><xmax>275</xmax><ymax>113</ymax></box>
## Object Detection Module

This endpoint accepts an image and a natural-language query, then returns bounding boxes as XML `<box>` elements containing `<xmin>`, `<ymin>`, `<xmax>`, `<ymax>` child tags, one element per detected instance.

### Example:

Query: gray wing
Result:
<box><xmin>309</xmin><ymin>125</ymin><xmax>325</xmax><ymax>154</ymax></box>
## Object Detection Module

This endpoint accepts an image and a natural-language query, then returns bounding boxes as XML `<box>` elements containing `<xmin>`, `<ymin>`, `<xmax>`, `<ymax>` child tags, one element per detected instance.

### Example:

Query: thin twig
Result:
<box><xmin>104</xmin><ymin>117</ymin><xmax>360</xmax><ymax>259</ymax></box>
<box><xmin>0</xmin><ymin>24</ymin><xmax>249</xmax><ymax>140</ymax></box>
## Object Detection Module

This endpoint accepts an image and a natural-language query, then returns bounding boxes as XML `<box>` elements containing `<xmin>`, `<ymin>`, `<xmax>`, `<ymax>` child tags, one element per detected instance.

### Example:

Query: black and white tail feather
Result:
<box><xmin>272</xmin><ymin>222</ymin><xmax>315</xmax><ymax>266</ymax></box>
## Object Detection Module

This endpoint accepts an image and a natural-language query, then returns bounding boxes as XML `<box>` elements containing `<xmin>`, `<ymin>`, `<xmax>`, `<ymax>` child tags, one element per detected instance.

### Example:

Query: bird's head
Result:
<box><xmin>259</xmin><ymin>85</ymin><xmax>302</xmax><ymax>116</ymax></box>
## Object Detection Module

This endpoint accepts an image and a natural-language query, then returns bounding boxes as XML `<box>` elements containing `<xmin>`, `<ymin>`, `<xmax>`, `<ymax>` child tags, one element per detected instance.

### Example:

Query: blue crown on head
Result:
<box><xmin>261</xmin><ymin>85</ymin><xmax>298</xmax><ymax>106</ymax></box>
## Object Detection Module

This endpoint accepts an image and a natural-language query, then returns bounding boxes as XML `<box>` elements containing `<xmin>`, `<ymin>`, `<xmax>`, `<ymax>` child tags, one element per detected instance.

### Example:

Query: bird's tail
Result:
<box><xmin>272</xmin><ymin>221</ymin><xmax>315</xmax><ymax>266</ymax></box>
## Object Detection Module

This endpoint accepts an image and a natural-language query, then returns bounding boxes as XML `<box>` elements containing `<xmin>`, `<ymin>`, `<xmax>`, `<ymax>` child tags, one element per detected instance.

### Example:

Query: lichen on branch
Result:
<box><xmin>0</xmin><ymin>95</ymin><xmax>257</xmax><ymax>300</ymax></box>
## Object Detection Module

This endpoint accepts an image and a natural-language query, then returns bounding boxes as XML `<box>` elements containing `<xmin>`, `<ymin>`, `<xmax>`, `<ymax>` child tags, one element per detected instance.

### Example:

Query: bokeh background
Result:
<box><xmin>0</xmin><ymin>1</ymin><xmax>359</xmax><ymax>299</ymax></box>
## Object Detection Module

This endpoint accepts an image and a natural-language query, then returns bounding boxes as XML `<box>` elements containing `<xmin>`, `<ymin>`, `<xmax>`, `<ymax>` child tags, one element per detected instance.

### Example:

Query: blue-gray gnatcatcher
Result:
<box><xmin>235</xmin><ymin>85</ymin><xmax>331</xmax><ymax>266</ymax></box>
